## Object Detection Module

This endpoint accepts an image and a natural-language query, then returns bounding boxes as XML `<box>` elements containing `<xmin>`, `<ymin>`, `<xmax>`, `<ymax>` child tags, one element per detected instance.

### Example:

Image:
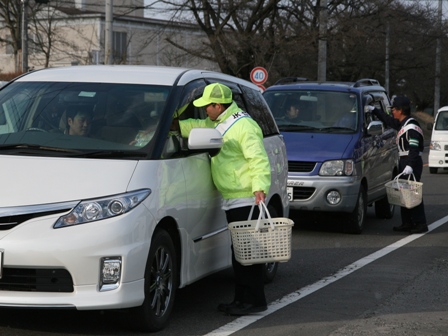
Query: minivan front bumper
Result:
<box><xmin>0</xmin><ymin>204</ymin><xmax>152</xmax><ymax>310</ymax></box>
<box><xmin>287</xmin><ymin>175</ymin><xmax>360</xmax><ymax>213</ymax></box>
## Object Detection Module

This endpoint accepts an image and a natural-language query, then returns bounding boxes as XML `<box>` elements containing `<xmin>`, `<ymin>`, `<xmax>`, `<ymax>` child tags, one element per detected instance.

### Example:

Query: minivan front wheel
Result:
<box><xmin>345</xmin><ymin>186</ymin><xmax>366</xmax><ymax>234</ymax></box>
<box><xmin>129</xmin><ymin>229</ymin><xmax>178</xmax><ymax>332</ymax></box>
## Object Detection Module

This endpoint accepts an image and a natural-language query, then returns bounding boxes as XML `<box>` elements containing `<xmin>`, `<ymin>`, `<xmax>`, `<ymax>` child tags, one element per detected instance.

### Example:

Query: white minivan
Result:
<box><xmin>0</xmin><ymin>66</ymin><xmax>289</xmax><ymax>331</ymax></box>
<box><xmin>428</xmin><ymin>105</ymin><xmax>448</xmax><ymax>174</ymax></box>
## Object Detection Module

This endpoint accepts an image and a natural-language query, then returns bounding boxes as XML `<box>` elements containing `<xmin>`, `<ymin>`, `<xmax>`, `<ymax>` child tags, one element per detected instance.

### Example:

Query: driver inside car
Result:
<box><xmin>65</xmin><ymin>106</ymin><xmax>92</xmax><ymax>136</ymax></box>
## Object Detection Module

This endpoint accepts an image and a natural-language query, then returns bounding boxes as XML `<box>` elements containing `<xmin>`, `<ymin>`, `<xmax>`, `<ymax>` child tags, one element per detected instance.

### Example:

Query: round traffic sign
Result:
<box><xmin>250</xmin><ymin>67</ymin><xmax>268</xmax><ymax>85</ymax></box>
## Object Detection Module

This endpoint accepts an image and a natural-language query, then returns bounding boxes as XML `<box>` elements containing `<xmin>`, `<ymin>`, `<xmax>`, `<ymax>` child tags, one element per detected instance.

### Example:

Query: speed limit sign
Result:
<box><xmin>250</xmin><ymin>67</ymin><xmax>268</xmax><ymax>85</ymax></box>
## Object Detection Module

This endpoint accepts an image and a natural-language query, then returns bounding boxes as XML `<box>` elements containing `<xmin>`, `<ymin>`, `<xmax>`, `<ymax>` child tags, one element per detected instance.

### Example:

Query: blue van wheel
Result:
<box><xmin>345</xmin><ymin>186</ymin><xmax>366</xmax><ymax>234</ymax></box>
<box><xmin>375</xmin><ymin>196</ymin><xmax>395</xmax><ymax>219</ymax></box>
<box><xmin>264</xmin><ymin>262</ymin><xmax>278</xmax><ymax>283</ymax></box>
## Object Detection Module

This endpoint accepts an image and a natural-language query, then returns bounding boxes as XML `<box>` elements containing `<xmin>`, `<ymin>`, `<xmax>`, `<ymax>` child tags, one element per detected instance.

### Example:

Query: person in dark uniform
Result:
<box><xmin>368</xmin><ymin>96</ymin><xmax>428</xmax><ymax>234</ymax></box>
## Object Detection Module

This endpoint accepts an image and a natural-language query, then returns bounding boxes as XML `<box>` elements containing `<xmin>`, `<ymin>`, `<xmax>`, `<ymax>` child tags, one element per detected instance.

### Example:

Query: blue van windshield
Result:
<box><xmin>263</xmin><ymin>90</ymin><xmax>358</xmax><ymax>133</ymax></box>
<box><xmin>0</xmin><ymin>82</ymin><xmax>171</xmax><ymax>158</ymax></box>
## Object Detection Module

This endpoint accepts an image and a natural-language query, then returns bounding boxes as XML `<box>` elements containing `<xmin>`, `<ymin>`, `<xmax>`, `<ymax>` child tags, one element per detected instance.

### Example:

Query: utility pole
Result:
<box><xmin>385</xmin><ymin>22</ymin><xmax>390</xmax><ymax>94</ymax></box>
<box><xmin>21</xmin><ymin>0</ymin><xmax>29</xmax><ymax>72</ymax></box>
<box><xmin>434</xmin><ymin>0</ymin><xmax>442</xmax><ymax>116</ymax></box>
<box><xmin>317</xmin><ymin>0</ymin><xmax>327</xmax><ymax>81</ymax></box>
<box><xmin>105</xmin><ymin>0</ymin><xmax>113</xmax><ymax>64</ymax></box>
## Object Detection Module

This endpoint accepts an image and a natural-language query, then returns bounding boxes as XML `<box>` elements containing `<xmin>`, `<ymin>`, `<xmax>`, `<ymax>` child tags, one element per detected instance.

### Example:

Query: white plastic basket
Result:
<box><xmin>385</xmin><ymin>172</ymin><xmax>423</xmax><ymax>209</ymax></box>
<box><xmin>228</xmin><ymin>202</ymin><xmax>294</xmax><ymax>266</ymax></box>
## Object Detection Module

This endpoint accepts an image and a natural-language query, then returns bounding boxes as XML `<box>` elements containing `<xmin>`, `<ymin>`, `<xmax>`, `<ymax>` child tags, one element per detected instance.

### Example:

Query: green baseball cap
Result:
<box><xmin>193</xmin><ymin>83</ymin><xmax>233</xmax><ymax>107</ymax></box>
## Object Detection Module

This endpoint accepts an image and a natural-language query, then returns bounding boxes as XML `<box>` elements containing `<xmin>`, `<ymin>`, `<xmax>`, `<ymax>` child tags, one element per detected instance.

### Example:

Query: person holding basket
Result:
<box><xmin>172</xmin><ymin>83</ymin><xmax>271</xmax><ymax>316</ymax></box>
<box><xmin>367</xmin><ymin>96</ymin><xmax>427</xmax><ymax>234</ymax></box>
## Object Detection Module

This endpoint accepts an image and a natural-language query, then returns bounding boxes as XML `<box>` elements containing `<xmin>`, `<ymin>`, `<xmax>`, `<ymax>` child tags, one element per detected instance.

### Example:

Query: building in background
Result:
<box><xmin>0</xmin><ymin>0</ymin><xmax>218</xmax><ymax>73</ymax></box>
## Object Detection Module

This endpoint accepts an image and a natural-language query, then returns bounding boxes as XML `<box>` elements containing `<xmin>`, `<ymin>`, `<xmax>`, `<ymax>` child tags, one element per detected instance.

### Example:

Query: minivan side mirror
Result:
<box><xmin>367</xmin><ymin>120</ymin><xmax>384</xmax><ymax>136</ymax></box>
<box><xmin>188</xmin><ymin>128</ymin><xmax>223</xmax><ymax>150</ymax></box>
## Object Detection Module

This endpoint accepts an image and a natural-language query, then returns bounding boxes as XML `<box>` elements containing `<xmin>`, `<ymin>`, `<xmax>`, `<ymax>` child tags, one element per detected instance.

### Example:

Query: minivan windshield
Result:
<box><xmin>263</xmin><ymin>90</ymin><xmax>359</xmax><ymax>133</ymax></box>
<box><xmin>0</xmin><ymin>82</ymin><xmax>170</xmax><ymax>158</ymax></box>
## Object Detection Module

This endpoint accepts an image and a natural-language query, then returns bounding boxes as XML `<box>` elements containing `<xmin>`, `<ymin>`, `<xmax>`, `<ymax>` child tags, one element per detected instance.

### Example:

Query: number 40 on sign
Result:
<box><xmin>250</xmin><ymin>67</ymin><xmax>268</xmax><ymax>85</ymax></box>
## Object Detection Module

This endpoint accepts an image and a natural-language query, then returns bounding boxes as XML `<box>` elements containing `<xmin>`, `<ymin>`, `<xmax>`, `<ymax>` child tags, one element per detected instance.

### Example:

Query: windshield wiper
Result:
<box><xmin>279</xmin><ymin>125</ymin><xmax>318</xmax><ymax>132</ymax></box>
<box><xmin>0</xmin><ymin>144</ymin><xmax>146</xmax><ymax>158</ymax></box>
<box><xmin>80</xmin><ymin>150</ymin><xmax>147</xmax><ymax>158</ymax></box>
<box><xmin>319</xmin><ymin>126</ymin><xmax>355</xmax><ymax>132</ymax></box>
<box><xmin>0</xmin><ymin>144</ymin><xmax>83</xmax><ymax>154</ymax></box>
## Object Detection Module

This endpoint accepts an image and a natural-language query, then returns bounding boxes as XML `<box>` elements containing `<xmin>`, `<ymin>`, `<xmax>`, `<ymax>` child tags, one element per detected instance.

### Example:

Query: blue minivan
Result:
<box><xmin>263</xmin><ymin>78</ymin><xmax>399</xmax><ymax>233</ymax></box>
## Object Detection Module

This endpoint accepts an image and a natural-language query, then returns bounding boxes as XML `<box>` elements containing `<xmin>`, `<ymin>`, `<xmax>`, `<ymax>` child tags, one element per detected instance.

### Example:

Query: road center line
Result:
<box><xmin>204</xmin><ymin>215</ymin><xmax>448</xmax><ymax>336</ymax></box>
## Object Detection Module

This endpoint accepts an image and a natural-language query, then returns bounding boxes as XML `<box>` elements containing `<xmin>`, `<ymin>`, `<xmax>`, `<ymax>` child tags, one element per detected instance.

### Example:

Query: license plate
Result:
<box><xmin>287</xmin><ymin>187</ymin><xmax>293</xmax><ymax>201</ymax></box>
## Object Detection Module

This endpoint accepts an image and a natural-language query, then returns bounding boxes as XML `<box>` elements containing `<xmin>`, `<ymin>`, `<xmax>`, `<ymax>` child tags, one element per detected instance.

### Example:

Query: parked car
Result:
<box><xmin>428</xmin><ymin>105</ymin><xmax>448</xmax><ymax>174</ymax></box>
<box><xmin>0</xmin><ymin>65</ymin><xmax>289</xmax><ymax>331</ymax></box>
<box><xmin>263</xmin><ymin>78</ymin><xmax>398</xmax><ymax>233</ymax></box>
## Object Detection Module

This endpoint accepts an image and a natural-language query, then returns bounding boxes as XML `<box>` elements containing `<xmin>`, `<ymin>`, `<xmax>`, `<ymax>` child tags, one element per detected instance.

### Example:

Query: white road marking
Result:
<box><xmin>204</xmin><ymin>216</ymin><xmax>448</xmax><ymax>336</ymax></box>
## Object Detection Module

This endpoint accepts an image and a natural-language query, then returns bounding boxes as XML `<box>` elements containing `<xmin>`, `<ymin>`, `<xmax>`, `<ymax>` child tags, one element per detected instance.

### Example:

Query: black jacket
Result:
<box><xmin>372</xmin><ymin>108</ymin><xmax>424</xmax><ymax>170</ymax></box>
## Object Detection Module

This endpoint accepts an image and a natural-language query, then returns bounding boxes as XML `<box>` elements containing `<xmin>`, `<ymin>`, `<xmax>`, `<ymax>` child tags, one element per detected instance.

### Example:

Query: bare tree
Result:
<box><xmin>160</xmin><ymin>0</ymin><xmax>284</xmax><ymax>79</ymax></box>
<box><xmin>0</xmin><ymin>0</ymin><xmax>74</xmax><ymax>71</ymax></box>
<box><xmin>2</xmin><ymin>0</ymin><xmax>446</xmax><ymax>107</ymax></box>
<box><xmin>28</xmin><ymin>2</ymin><xmax>64</xmax><ymax>68</ymax></box>
<box><xmin>0</xmin><ymin>0</ymin><xmax>23</xmax><ymax>72</ymax></box>
<box><xmin>157</xmin><ymin>0</ymin><xmax>444</xmax><ymax>105</ymax></box>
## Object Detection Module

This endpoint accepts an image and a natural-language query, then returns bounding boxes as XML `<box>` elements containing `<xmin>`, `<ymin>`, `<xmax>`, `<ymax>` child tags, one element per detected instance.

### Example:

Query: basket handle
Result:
<box><xmin>394</xmin><ymin>172</ymin><xmax>417</xmax><ymax>188</ymax></box>
<box><xmin>253</xmin><ymin>201</ymin><xmax>275</xmax><ymax>232</ymax></box>
<box><xmin>248</xmin><ymin>201</ymin><xmax>270</xmax><ymax>221</ymax></box>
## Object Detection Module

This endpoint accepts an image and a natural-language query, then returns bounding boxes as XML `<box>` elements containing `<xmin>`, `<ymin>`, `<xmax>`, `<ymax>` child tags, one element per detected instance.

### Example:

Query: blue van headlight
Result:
<box><xmin>320</xmin><ymin>160</ymin><xmax>354</xmax><ymax>176</ymax></box>
<box><xmin>54</xmin><ymin>189</ymin><xmax>151</xmax><ymax>228</ymax></box>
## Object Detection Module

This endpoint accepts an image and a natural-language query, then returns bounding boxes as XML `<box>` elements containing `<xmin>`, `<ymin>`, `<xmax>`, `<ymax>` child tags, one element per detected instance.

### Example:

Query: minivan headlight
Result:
<box><xmin>430</xmin><ymin>141</ymin><xmax>441</xmax><ymax>151</ymax></box>
<box><xmin>54</xmin><ymin>189</ymin><xmax>151</xmax><ymax>228</ymax></box>
<box><xmin>320</xmin><ymin>160</ymin><xmax>354</xmax><ymax>176</ymax></box>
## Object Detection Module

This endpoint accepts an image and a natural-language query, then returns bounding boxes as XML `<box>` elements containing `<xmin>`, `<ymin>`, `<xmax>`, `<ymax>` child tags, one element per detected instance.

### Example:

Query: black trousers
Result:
<box><xmin>225</xmin><ymin>205</ymin><xmax>267</xmax><ymax>306</ymax></box>
<box><xmin>399</xmin><ymin>157</ymin><xmax>426</xmax><ymax>226</ymax></box>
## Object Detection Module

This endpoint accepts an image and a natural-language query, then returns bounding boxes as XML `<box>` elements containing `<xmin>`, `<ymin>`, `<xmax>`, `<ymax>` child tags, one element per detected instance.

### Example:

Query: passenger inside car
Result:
<box><xmin>333</xmin><ymin>96</ymin><xmax>358</xmax><ymax>130</ymax></box>
<box><xmin>333</xmin><ymin>111</ymin><xmax>357</xmax><ymax>129</ymax></box>
<box><xmin>130</xmin><ymin>111</ymin><xmax>160</xmax><ymax>147</ymax></box>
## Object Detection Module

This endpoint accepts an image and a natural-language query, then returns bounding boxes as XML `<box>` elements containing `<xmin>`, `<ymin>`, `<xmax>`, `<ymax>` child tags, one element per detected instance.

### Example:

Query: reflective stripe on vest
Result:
<box><xmin>396</xmin><ymin>118</ymin><xmax>424</xmax><ymax>156</ymax></box>
<box><xmin>215</xmin><ymin>111</ymin><xmax>251</xmax><ymax>136</ymax></box>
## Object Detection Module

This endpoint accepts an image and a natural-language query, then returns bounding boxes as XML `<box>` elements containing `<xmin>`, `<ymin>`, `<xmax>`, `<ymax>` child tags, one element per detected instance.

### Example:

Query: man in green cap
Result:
<box><xmin>172</xmin><ymin>82</ymin><xmax>271</xmax><ymax>316</ymax></box>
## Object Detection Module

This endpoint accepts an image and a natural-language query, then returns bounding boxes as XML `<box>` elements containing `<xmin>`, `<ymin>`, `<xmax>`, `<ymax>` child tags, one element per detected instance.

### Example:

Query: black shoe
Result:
<box><xmin>217</xmin><ymin>301</ymin><xmax>241</xmax><ymax>313</ymax></box>
<box><xmin>410</xmin><ymin>224</ymin><xmax>428</xmax><ymax>234</ymax></box>
<box><xmin>227</xmin><ymin>303</ymin><xmax>267</xmax><ymax>316</ymax></box>
<box><xmin>393</xmin><ymin>224</ymin><xmax>413</xmax><ymax>232</ymax></box>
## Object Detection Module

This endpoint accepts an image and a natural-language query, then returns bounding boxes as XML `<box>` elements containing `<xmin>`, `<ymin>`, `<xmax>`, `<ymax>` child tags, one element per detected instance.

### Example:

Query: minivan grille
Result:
<box><xmin>0</xmin><ymin>214</ymin><xmax>36</xmax><ymax>231</ymax></box>
<box><xmin>288</xmin><ymin>161</ymin><xmax>316</xmax><ymax>173</ymax></box>
<box><xmin>0</xmin><ymin>268</ymin><xmax>74</xmax><ymax>292</ymax></box>
<box><xmin>0</xmin><ymin>209</ymin><xmax>70</xmax><ymax>231</ymax></box>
